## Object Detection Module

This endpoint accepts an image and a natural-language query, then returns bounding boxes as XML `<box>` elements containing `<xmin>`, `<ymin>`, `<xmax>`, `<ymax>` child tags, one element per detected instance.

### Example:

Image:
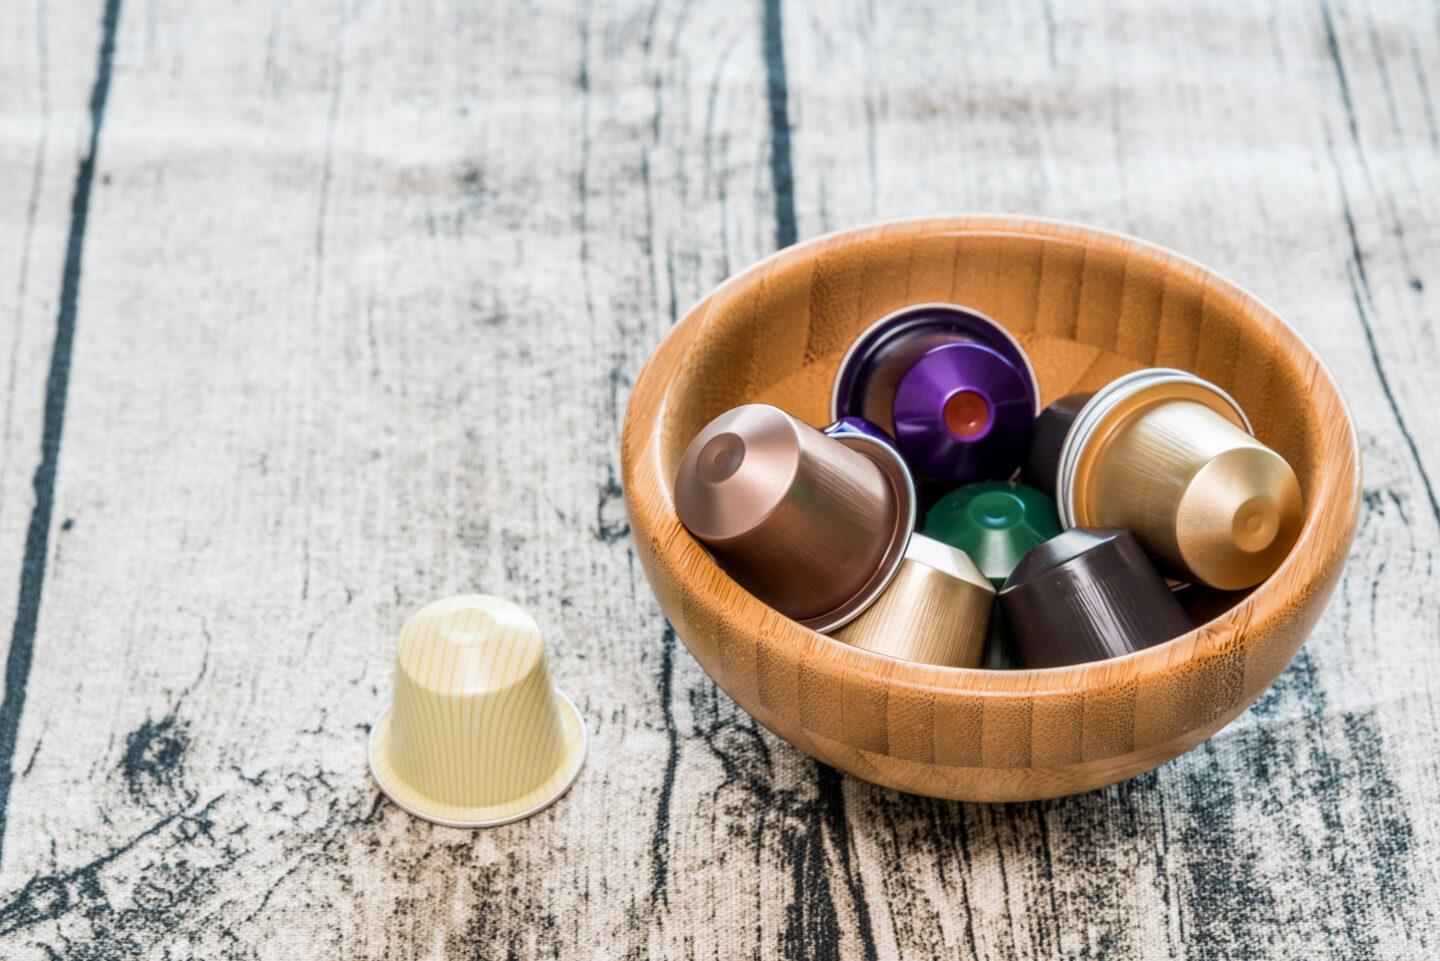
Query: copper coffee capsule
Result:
<box><xmin>832</xmin><ymin>534</ymin><xmax>993</xmax><ymax>668</ymax></box>
<box><xmin>1046</xmin><ymin>369</ymin><xmax>1303</xmax><ymax>590</ymax></box>
<box><xmin>674</xmin><ymin>404</ymin><xmax>916</xmax><ymax>632</ymax></box>
<box><xmin>1000</xmin><ymin>528</ymin><xmax>1193</xmax><ymax>668</ymax></box>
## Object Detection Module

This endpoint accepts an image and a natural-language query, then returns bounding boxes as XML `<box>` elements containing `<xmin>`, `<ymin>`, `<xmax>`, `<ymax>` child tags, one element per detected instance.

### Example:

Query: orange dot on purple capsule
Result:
<box><xmin>943</xmin><ymin>390</ymin><xmax>990</xmax><ymax>439</ymax></box>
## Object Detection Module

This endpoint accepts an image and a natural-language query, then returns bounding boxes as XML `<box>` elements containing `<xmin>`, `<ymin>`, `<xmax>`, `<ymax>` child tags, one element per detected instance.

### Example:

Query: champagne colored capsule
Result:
<box><xmin>369</xmin><ymin>595</ymin><xmax>587</xmax><ymax>827</ymax></box>
<box><xmin>1000</xmin><ymin>528</ymin><xmax>1193</xmax><ymax>668</ymax></box>
<box><xmin>832</xmin><ymin>534</ymin><xmax>993</xmax><ymax>669</ymax></box>
<box><xmin>830</xmin><ymin>303</ymin><xmax>1040</xmax><ymax>484</ymax></box>
<box><xmin>1052</xmin><ymin>368</ymin><xmax>1303</xmax><ymax>590</ymax></box>
<box><xmin>924</xmin><ymin>481</ymin><xmax>1062</xmax><ymax>589</ymax></box>
<box><xmin>674</xmin><ymin>404</ymin><xmax>916</xmax><ymax>632</ymax></box>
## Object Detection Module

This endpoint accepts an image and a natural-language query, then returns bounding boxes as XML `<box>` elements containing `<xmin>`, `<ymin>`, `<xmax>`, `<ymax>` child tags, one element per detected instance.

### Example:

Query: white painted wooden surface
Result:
<box><xmin>0</xmin><ymin>0</ymin><xmax>1437</xmax><ymax>957</ymax></box>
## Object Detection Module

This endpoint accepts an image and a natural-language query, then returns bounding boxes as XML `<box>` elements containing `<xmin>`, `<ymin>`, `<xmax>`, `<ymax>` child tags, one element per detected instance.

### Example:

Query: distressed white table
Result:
<box><xmin>0</xmin><ymin>0</ymin><xmax>1436</xmax><ymax>957</ymax></box>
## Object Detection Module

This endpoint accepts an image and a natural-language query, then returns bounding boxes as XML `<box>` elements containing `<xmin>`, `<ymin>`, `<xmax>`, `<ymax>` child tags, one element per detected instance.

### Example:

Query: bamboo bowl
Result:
<box><xmin>621</xmin><ymin>216</ymin><xmax>1360</xmax><ymax>802</ymax></box>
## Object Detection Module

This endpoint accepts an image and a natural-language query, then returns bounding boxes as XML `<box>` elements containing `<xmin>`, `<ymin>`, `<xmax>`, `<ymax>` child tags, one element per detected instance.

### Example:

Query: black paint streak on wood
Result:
<box><xmin>1320</xmin><ymin>0</ymin><xmax>1374</xmax><ymax>191</ymax></box>
<box><xmin>1344</xmin><ymin>266</ymin><xmax>1440</xmax><ymax>529</ymax></box>
<box><xmin>780</xmin><ymin>785</ymin><xmax>849</xmax><ymax>961</ymax></box>
<box><xmin>121</xmin><ymin>711</ymin><xmax>190</xmax><ymax>805</ymax></box>
<box><xmin>687</xmin><ymin>676</ymin><xmax>875</xmax><ymax>959</ymax></box>
<box><xmin>0</xmin><ymin>0</ymin><xmax>123</xmax><ymax>870</ymax></box>
<box><xmin>1038</xmin><ymin>0</ymin><xmax>1059</xmax><ymax>69</ymax></box>
<box><xmin>1027</xmin><ymin>803</ymin><xmax>1063</xmax><ymax>955</ymax></box>
<box><xmin>594</xmin><ymin>463</ymin><xmax>629</xmax><ymax>544</ymax></box>
<box><xmin>1321</xmin><ymin>126</ymin><xmax>1440</xmax><ymax>532</ymax></box>
<box><xmin>815</xmin><ymin>766</ymin><xmax>878</xmax><ymax>961</ymax></box>
<box><xmin>0</xmin><ymin>793</ymin><xmax>224</xmax><ymax>939</ymax></box>
<box><xmin>1174</xmin><ymin>741</ymin><xmax>1282</xmax><ymax>961</ymax></box>
<box><xmin>576</xmin><ymin>0</ymin><xmax>598</xmax><ymax>331</ymax></box>
<box><xmin>446</xmin><ymin>852</ymin><xmax>563</xmax><ymax>959</ymax></box>
<box><xmin>648</xmin><ymin>625</ymin><xmax>681</xmax><ymax>908</ymax></box>
<box><xmin>1175</xmin><ymin>647</ymin><xmax>1418</xmax><ymax>958</ymax></box>
<box><xmin>759</xmin><ymin>5</ymin><xmax>876</xmax><ymax>950</ymax></box>
<box><xmin>947</xmin><ymin>804</ymin><xmax>983</xmax><ymax>960</ymax></box>
<box><xmin>762</xmin><ymin>0</ymin><xmax>797</xmax><ymax>249</ymax></box>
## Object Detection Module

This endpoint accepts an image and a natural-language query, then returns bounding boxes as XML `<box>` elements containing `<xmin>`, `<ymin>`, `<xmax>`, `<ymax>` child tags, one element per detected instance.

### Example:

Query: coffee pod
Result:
<box><xmin>369</xmin><ymin>595</ymin><xmax>587</xmax><ymax>827</ymax></box>
<box><xmin>824</xmin><ymin>416</ymin><xmax>952</xmax><ymax>524</ymax></box>
<box><xmin>830</xmin><ymin>303</ymin><xmax>1040</xmax><ymax>484</ymax></box>
<box><xmin>822</xmin><ymin>415</ymin><xmax>898</xmax><ymax>447</ymax></box>
<box><xmin>1055</xmin><ymin>368</ymin><xmax>1303</xmax><ymax>590</ymax></box>
<box><xmin>999</xmin><ymin>528</ymin><xmax>1193</xmax><ymax>668</ymax></box>
<box><xmin>1021</xmin><ymin>391</ymin><xmax>1093</xmax><ymax>499</ymax></box>
<box><xmin>924</xmin><ymin>481</ymin><xmax>1062</xmax><ymax>588</ymax></box>
<box><xmin>891</xmin><ymin>342</ymin><xmax>1036</xmax><ymax>484</ymax></box>
<box><xmin>832</xmin><ymin>534</ymin><xmax>993</xmax><ymax>668</ymax></box>
<box><xmin>674</xmin><ymin>403</ymin><xmax>916</xmax><ymax>632</ymax></box>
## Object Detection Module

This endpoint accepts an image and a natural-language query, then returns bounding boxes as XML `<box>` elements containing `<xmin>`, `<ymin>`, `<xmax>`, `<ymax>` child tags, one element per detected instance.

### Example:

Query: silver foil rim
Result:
<box><xmin>1054</xmin><ymin>367</ymin><xmax>1253</xmax><ymax>529</ymax></box>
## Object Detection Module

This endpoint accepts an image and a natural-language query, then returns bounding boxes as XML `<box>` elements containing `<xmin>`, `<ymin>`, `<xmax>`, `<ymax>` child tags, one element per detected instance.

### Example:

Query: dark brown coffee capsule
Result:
<box><xmin>674</xmin><ymin>404</ymin><xmax>916</xmax><ymax>632</ymax></box>
<box><xmin>999</xmin><ymin>528</ymin><xmax>1192</xmax><ymax>668</ymax></box>
<box><xmin>1021</xmin><ymin>392</ymin><xmax>1093</xmax><ymax>500</ymax></box>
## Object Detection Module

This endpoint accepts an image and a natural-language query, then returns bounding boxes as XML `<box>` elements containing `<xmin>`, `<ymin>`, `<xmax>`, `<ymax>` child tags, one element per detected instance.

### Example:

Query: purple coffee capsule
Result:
<box><xmin>892</xmin><ymin>342</ymin><xmax>1035</xmax><ymax>484</ymax></box>
<box><xmin>823</xmin><ymin>416</ymin><xmax>896</xmax><ymax>446</ymax></box>
<box><xmin>831</xmin><ymin>303</ymin><xmax>1040</xmax><ymax>486</ymax></box>
<box><xmin>999</xmin><ymin>528</ymin><xmax>1192</xmax><ymax>668</ymax></box>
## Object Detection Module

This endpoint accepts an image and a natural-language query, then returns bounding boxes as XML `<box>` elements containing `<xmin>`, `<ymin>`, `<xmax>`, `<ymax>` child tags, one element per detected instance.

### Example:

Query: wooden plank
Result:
<box><xmin>782</xmin><ymin>0</ymin><xmax>1440</xmax><ymax>957</ymax></box>
<box><xmin>0</xmin><ymin>0</ymin><xmax>842</xmax><ymax>957</ymax></box>
<box><xmin>0</xmin><ymin>0</ymin><xmax>123</xmax><ymax>869</ymax></box>
<box><xmin>0</xmin><ymin>0</ymin><xmax>1437</xmax><ymax>958</ymax></box>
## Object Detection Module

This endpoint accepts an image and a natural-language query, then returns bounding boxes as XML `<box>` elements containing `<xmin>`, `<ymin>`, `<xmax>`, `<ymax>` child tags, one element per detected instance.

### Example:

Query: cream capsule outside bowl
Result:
<box><xmin>369</xmin><ymin>594</ymin><xmax>587</xmax><ymax>828</ymax></box>
<box><xmin>674</xmin><ymin>404</ymin><xmax>916</xmax><ymax>633</ymax></box>
<box><xmin>831</xmin><ymin>533</ymin><xmax>994</xmax><ymax>668</ymax></box>
<box><xmin>1056</xmin><ymin>368</ymin><xmax>1303</xmax><ymax>591</ymax></box>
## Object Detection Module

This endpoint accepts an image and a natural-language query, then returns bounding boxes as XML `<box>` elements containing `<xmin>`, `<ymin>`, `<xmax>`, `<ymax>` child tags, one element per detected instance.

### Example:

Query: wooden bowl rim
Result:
<box><xmin>622</xmin><ymin>214</ymin><xmax>1362</xmax><ymax>698</ymax></box>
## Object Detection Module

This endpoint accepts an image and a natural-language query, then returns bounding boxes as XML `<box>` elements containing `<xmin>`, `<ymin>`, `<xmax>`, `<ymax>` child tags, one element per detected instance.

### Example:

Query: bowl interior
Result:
<box><xmin>637</xmin><ymin>216</ymin><xmax>1358</xmax><ymax>694</ymax></box>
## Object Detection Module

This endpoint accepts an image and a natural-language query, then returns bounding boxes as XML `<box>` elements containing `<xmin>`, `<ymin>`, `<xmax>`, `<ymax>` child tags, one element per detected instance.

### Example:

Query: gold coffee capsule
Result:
<box><xmin>1057</xmin><ymin>368</ymin><xmax>1302</xmax><ymax>590</ymax></box>
<box><xmin>832</xmin><ymin>534</ymin><xmax>993</xmax><ymax>668</ymax></box>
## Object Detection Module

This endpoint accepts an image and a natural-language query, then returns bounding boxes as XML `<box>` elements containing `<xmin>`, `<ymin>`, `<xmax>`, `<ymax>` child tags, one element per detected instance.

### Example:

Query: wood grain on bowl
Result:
<box><xmin>620</xmin><ymin>216</ymin><xmax>1361</xmax><ymax>802</ymax></box>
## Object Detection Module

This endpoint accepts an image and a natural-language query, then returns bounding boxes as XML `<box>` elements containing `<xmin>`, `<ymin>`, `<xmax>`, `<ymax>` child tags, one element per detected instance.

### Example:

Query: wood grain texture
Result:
<box><xmin>622</xmin><ymin>215</ymin><xmax>1362</xmax><ymax>800</ymax></box>
<box><xmin>0</xmin><ymin>0</ymin><xmax>1437</xmax><ymax>958</ymax></box>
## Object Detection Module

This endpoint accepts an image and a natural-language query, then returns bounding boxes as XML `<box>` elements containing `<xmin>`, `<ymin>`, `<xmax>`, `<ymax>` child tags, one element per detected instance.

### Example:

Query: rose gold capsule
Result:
<box><xmin>832</xmin><ymin>534</ymin><xmax>993</xmax><ymax>668</ymax></box>
<box><xmin>1057</xmin><ymin>368</ymin><xmax>1303</xmax><ymax>590</ymax></box>
<box><xmin>674</xmin><ymin>404</ymin><xmax>916</xmax><ymax>632</ymax></box>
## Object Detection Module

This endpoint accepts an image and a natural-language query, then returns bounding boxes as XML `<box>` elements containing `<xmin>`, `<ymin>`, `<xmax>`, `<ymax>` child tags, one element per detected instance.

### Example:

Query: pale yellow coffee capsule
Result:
<box><xmin>369</xmin><ymin>594</ymin><xmax>587</xmax><ymax>827</ymax></box>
